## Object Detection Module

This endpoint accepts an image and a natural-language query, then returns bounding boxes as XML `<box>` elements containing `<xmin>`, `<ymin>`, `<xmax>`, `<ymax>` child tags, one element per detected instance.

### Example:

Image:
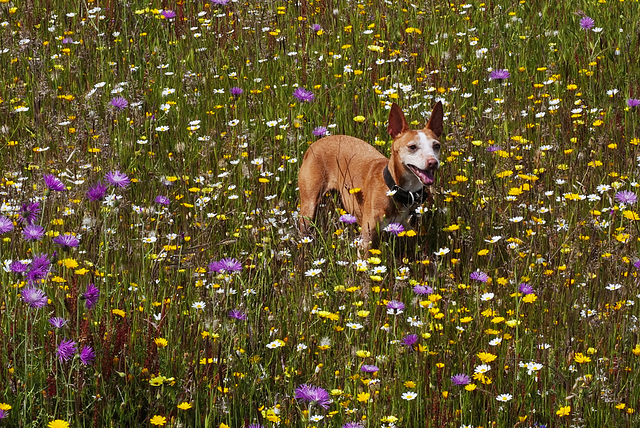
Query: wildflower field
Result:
<box><xmin>2</xmin><ymin>0</ymin><xmax>640</xmax><ymax>426</ymax></box>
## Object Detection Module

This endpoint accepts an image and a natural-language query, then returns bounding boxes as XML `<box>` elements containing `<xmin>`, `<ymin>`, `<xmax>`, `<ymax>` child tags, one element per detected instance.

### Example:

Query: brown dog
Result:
<box><xmin>298</xmin><ymin>102</ymin><xmax>443</xmax><ymax>250</ymax></box>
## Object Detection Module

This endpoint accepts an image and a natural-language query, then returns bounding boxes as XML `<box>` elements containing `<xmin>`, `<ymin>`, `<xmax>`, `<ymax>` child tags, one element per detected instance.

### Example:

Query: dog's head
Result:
<box><xmin>387</xmin><ymin>102</ymin><xmax>443</xmax><ymax>191</ymax></box>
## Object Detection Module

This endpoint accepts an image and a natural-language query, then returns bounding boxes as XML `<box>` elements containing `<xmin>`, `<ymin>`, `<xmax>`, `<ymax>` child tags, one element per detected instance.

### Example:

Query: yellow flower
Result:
<box><xmin>149</xmin><ymin>376</ymin><xmax>165</xmax><ymax>387</ymax></box>
<box><xmin>177</xmin><ymin>402</ymin><xmax>192</xmax><ymax>410</ymax></box>
<box><xmin>556</xmin><ymin>405</ymin><xmax>571</xmax><ymax>417</ymax></box>
<box><xmin>404</xmin><ymin>380</ymin><xmax>416</xmax><ymax>388</ymax></box>
<box><xmin>48</xmin><ymin>421</ymin><xmax>70</xmax><ymax>428</ymax></box>
<box><xmin>154</xmin><ymin>337</ymin><xmax>168</xmax><ymax>347</ymax></box>
<box><xmin>0</xmin><ymin>403</ymin><xmax>11</xmax><ymax>411</ymax></box>
<box><xmin>150</xmin><ymin>415</ymin><xmax>167</xmax><ymax>425</ymax></box>
<box><xmin>476</xmin><ymin>352</ymin><xmax>497</xmax><ymax>363</ymax></box>
<box><xmin>356</xmin><ymin>392</ymin><xmax>370</xmax><ymax>402</ymax></box>
<box><xmin>60</xmin><ymin>258</ymin><xmax>79</xmax><ymax>269</ymax></box>
<box><xmin>353</xmin><ymin>115</ymin><xmax>366</xmax><ymax>122</ymax></box>
<box><xmin>265</xmin><ymin>409</ymin><xmax>280</xmax><ymax>422</ymax></box>
<box><xmin>464</xmin><ymin>384</ymin><xmax>477</xmax><ymax>391</ymax></box>
<box><xmin>356</xmin><ymin>350</ymin><xmax>371</xmax><ymax>358</ymax></box>
<box><xmin>574</xmin><ymin>353</ymin><xmax>591</xmax><ymax>364</ymax></box>
<box><xmin>112</xmin><ymin>309</ymin><xmax>126</xmax><ymax>318</ymax></box>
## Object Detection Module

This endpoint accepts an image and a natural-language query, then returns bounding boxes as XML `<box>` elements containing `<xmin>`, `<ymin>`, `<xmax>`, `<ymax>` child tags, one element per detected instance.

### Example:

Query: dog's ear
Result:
<box><xmin>387</xmin><ymin>103</ymin><xmax>410</xmax><ymax>138</ymax></box>
<box><xmin>425</xmin><ymin>101</ymin><xmax>443</xmax><ymax>138</ymax></box>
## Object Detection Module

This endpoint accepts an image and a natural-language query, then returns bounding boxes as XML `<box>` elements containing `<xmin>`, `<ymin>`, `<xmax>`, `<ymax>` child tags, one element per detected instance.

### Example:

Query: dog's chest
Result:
<box><xmin>383</xmin><ymin>202</ymin><xmax>417</xmax><ymax>228</ymax></box>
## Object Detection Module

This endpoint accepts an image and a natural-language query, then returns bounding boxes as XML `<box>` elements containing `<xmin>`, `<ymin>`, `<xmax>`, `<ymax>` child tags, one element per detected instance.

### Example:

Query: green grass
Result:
<box><xmin>1</xmin><ymin>0</ymin><xmax>640</xmax><ymax>427</ymax></box>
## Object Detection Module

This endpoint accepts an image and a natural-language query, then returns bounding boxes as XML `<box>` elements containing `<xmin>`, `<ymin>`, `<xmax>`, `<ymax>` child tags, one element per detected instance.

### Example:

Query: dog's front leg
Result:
<box><xmin>359</xmin><ymin>216</ymin><xmax>381</xmax><ymax>255</ymax></box>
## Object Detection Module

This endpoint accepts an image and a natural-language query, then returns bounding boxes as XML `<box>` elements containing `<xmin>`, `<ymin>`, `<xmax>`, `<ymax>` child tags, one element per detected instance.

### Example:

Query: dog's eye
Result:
<box><xmin>408</xmin><ymin>144</ymin><xmax>417</xmax><ymax>150</ymax></box>
<box><xmin>433</xmin><ymin>143</ymin><xmax>441</xmax><ymax>150</ymax></box>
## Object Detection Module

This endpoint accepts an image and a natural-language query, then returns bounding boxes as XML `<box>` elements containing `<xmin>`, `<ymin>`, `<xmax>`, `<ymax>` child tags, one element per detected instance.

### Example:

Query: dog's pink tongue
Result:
<box><xmin>417</xmin><ymin>168</ymin><xmax>435</xmax><ymax>185</ymax></box>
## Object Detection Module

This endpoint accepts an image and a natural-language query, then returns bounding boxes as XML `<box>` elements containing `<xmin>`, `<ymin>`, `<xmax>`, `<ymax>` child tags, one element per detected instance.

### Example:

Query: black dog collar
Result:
<box><xmin>383</xmin><ymin>166</ymin><xmax>428</xmax><ymax>207</ymax></box>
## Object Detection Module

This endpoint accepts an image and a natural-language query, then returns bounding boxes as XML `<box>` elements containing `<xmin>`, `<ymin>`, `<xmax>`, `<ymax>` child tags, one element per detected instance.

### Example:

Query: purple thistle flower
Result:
<box><xmin>343</xmin><ymin>423</ymin><xmax>364</xmax><ymax>428</ymax></box>
<box><xmin>361</xmin><ymin>364</ymin><xmax>379</xmax><ymax>373</ymax></box>
<box><xmin>155</xmin><ymin>195</ymin><xmax>170</xmax><ymax>205</ymax></box>
<box><xmin>44</xmin><ymin>174</ymin><xmax>65</xmax><ymax>192</ymax></box>
<box><xmin>580</xmin><ymin>16</ymin><xmax>595</xmax><ymax>30</ymax></box>
<box><xmin>294</xmin><ymin>384</ymin><xmax>331</xmax><ymax>409</ymax></box>
<box><xmin>451</xmin><ymin>373</ymin><xmax>472</xmax><ymax>386</ymax></box>
<box><xmin>401</xmin><ymin>334</ymin><xmax>419</xmax><ymax>347</ymax></box>
<box><xmin>312</xmin><ymin>126</ymin><xmax>329</xmax><ymax>137</ymax></box>
<box><xmin>634</xmin><ymin>259</ymin><xmax>640</xmax><ymax>270</ymax></box>
<box><xmin>80</xmin><ymin>346</ymin><xmax>96</xmax><ymax>365</ymax></box>
<box><xmin>384</xmin><ymin>222</ymin><xmax>404</xmax><ymax>236</ymax></box>
<box><xmin>339</xmin><ymin>213</ymin><xmax>358</xmax><ymax>224</ymax></box>
<box><xmin>49</xmin><ymin>317</ymin><xmax>68</xmax><ymax>329</ymax></box>
<box><xmin>104</xmin><ymin>170</ymin><xmax>130</xmax><ymax>188</ymax></box>
<box><xmin>386</xmin><ymin>300</ymin><xmax>405</xmax><ymax>315</ymax></box>
<box><xmin>487</xmin><ymin>145</ymin><xmax>502</xmax><ymax>152</ymax></box>
<box><xmin>228</xmin><ymin>309</ymin><xmax>248</xmax><ymax>321</ymax></box>
<box><xmin>293</xmin><ymin>87</ymin><xmax>315</xmax><ymax>102</ymax></box>
<box><xmin>161</xmin><ymin>9</ymin><xmax>176</xmax><ymax>19</ymax></box>
<box><xmin>518</xmin><ymin>283</ymin><xmax>535</xmax><ymax>295</ymax></box>
<box><xmin>209</xmin><ymin>257</ymin><xmax>242</xmax><ymax>274</ymax></box>
<box><xmin>615</xmin><ymin>190</ymin><xmax>637</xmax><ymax>205</ymax></box>
<box><xmin>27</xmin><ymin>253</ymin><xmax>52</xmax><ymax>283</ymax></box>
<box><xmin>311</xmin><ymin>24</ymin><xmax>322</xmax><ymax>32</ymax></box>
<box><xmin>82</xmin><ymin>283</ymin><xmax>100</xmax><ymax>310</ymax></box>
<box><xmin>627</xmin><ymin>98</ymin><xmax>640</xmax><ymax>108</ymax></box>
<box><xmin>62</xmin><ymin>37</ymin><xmax>73</xmax><ymax>44</ymax></box>
<box><xmin>9</xmin><ymin>260</ymin><xmax>29</xmax><ymax>273</ymax></box>
<box><xmin>21</xmin><ymin>287</ymin><xmax>48</xmax><ymax>308</ymax></box>
<box><xmin>87</xmin><ymin>182</ymin><xmax>108</xmax><ymax>201</ymax></box>
<box><xmin>22</xmin><ymin>224</ymin><xmax>45</xmax><ymax>241</ymax></box>
<box><xmin>19</xmin><ymin>201</ymin><xmax>40</xmax><ymax>225</ymax></box>
<box><xmin>30</xmin><ymin>253</ymin><xmax>51</xmax><ymax>271</ymax></box>
<box><xmin>109</xmin><ymin>96</ymin><xmax>128</xmax><ymax>110</ymax></box>
<box><xmin>470</xmin><ymin>270</ymin><xmax>489</xmax><ymax>283</ymax></box>
<box><xmin>0</xmin><ymin>216</ymin><xmax>14</xmax><ymax>234</ymax></box>
<box><xmin>211</xmin><ymin>0</ymin><xmax>229</xmax><ymax>4</ymax></box>
<box><xmin>0</xmin><ymin>408</ymin><xmax>6</xmax><ymax>419</ymax></box>
<box><xmin>57</xmin><ymin>339</ymin><xmax>77</xmax><ymax>362</ymax></box>
<box><xmin>53</xmin><ymin>233</ymin><xmax>80</xmax><ymax>248</ymax></box>
<box><xmin>489</xmin><ymin>69</ymin><xmax>510</xmax><ymax>81</ymax></box>
<box><xmin>413</xmin><ymin>284</ymin><xmax>434</xmax><ymax>295</ymax></box>
<box><xmin>230</xmin><ymin>87</ymin><xmax>243</xmax><ymax>97</ymax></box>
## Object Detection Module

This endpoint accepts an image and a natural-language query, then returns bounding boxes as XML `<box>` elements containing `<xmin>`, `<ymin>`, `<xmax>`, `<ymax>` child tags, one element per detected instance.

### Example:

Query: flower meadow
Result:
<box><xmin>1</xmin><ymin>0</ymin><xmax>640</xmax><ymax>427</ymax></box>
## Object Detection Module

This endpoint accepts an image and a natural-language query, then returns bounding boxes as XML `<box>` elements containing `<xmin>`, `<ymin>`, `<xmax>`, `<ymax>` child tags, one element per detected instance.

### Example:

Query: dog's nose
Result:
<box><xmin>427</xmin><ymin>158</ymin><xmax>439</xmax><ymax>169</ymax></box>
